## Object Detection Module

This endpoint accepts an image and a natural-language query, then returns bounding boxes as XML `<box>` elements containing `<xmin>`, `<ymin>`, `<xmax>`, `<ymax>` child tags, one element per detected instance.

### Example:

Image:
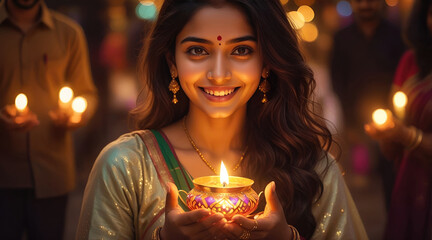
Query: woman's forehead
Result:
<box><xmin>176</xmin><ymin>4</ymin><xmax>255</xmax><ymax>44</ymax></box>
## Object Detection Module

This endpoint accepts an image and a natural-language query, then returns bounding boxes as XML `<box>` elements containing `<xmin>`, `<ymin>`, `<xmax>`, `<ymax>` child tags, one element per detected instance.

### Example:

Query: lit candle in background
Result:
<box><xmin>372</xmin><ymin>108</ymin><xmax>394</xmax><ymax>130</ymax></box>
<box><xmin>393</xmin><ymin>91</ymin><xmax>407</xmax><ymax>120</ymax></box>
<box><xmin>70</xmin><ymin>96</ymin><xmax>87</xmax><ymax>123</ymax></box>
<box><xmin>15</xmin><ymin>93</ymin><xmax>28</xmax><ymax>115</ymax></box>
<box><xmin>220</xmin><ymin>161</ymin><xmax>229</xmax><ymax>187</ymax></box>
<box><xmin>58</xmin><ymin>87</ymin><xmax>74</xmax><ymax>112</ymax></box>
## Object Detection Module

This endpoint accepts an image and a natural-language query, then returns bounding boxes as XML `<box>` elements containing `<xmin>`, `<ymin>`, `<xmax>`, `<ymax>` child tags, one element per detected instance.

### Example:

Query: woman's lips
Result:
<box><xmin>200</xmin><ymin>87</ymin><xmax>239</xmax><ymax>102</ymax></box>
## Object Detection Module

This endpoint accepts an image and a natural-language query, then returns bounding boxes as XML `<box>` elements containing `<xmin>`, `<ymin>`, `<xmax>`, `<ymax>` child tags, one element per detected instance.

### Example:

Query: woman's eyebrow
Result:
<box><xmin>180</xmin><ymin>37</ymin><xmax>211</xmax><ymax>44</ymax></box>
<box><xmin>180</xmin><ymin>35</ymin><xmax>256</xmax><ymax>45</ymax></box>
<box><xmin>226</xmin><ymin>35</ymin><xmax>256</xmax><ymax>44</ymax></box>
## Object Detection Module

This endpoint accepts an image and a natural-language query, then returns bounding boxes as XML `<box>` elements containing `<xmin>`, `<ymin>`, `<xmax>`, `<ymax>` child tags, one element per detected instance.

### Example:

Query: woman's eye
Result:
<box><xmin>187</xmin><ymin>47</ymin><xmax>209</xmax><ymax>56</ymax></box>
<box><xmin>232</xmin><ymin>46</ymin><xmax>253</xmax><ymax>56</ymax></box>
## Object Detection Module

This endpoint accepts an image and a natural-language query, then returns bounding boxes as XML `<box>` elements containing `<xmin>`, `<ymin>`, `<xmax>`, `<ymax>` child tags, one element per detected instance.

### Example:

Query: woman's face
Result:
<box><xmin>173</xmin><ymin>4</ymin><xmax>265</xmax><ymax>118</ymax></box>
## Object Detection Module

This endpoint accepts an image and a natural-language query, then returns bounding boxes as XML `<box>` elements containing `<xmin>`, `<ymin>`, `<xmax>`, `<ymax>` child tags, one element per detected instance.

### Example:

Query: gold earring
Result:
<box><xmin>259</xmin><ymin>74</ymin><xmax>270</xmax><ymax>103</ymax></box>
<box><xmin>169</xmin><ymin>74</ymin><xmax>180</xmax><ymax>104</ymax></box>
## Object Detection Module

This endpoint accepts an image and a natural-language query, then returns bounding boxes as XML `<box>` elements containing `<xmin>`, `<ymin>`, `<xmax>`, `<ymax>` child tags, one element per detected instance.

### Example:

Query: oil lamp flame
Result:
<box><xmin>393</xmin><ymin>91</ymin><xmax>407</xmax><ymax>108</ymax></box>
<box><xmin>59</xmin><ymin>87</ymin><xmax>74</xmax><ymax>104</ymax></box>
<box><xmin>72</xmin><ymin>97</ymin><xmax>87</xmax><ymax>113</ymax></box>
<box><xmin>15</xmin><ymin>93</ymin><xmax>28</xmax><ymax>112</ymax></box>
<box><xmin>372</xmin><ymin>109</ymin><xmax>388</xmax><ymax>125</ymax></box>
<box><xmin>220</xmin><ymin>161</ymin><xmax>229</xmax><ymax>187</ymax></box>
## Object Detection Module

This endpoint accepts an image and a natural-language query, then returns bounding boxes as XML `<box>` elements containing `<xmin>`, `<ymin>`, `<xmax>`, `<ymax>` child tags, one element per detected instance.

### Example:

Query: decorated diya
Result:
<box><xmin>180</xmin><ymin>162</ymin><xmax>261</xmax><ymax>219</ymax></box>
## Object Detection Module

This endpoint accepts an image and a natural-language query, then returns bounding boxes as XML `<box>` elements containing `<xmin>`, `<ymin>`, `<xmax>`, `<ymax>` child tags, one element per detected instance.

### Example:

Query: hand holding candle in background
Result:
<box><xmin>393</xmin><ymin>91</ymin><xmax>407</xmax><ymax>120</ymax></box>
<box><xmin>50</xmin><ymin>86</ymin><xmax>88</xmax><ymax>128</ymax></box>
<box><xmin>70</xmin><ymin>96</ymin><xmax>88</xmax><ymax>124</ymax></box>
<box><xmin>58</xmin><ymin>86</ymin><xmax>74</xmax><ymax>114</ymax></box>
<box><xmin>365</xmin><ymin>108</ymin><xmax>398</xmax><ymax>139</ymax></box>
<box><xmin>365</xmin><ymin>106</ymin><xmax>422</xmax><ymax>154</ymax></box>
<box><xmin>0</xmin><ymin>93</ymin><xmax>39</xmax><ymax>131</ymax></box>
<box><xmin>15</xmin><ymin>93</ymin><xmax>28</xmax><ymax>115</ymax></box>
<box><xmin>372</xmin><ymin>109</ymin><xmax>395</xmax><ymax>130</ymax></box>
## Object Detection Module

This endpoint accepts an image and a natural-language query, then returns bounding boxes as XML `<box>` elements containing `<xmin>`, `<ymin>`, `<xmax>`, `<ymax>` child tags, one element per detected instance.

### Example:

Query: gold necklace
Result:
<box><xmin>182</xmin><ymin>117</ymin><xmax>245</xmax><ymax>175</ymax></box>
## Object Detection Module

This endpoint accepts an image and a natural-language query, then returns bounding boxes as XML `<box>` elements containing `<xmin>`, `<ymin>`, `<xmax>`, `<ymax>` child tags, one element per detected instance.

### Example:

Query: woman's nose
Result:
<box><xmin>207</xmin><ymin>51</ymin><xmax>231</xmax><ymax>84</ymax></box>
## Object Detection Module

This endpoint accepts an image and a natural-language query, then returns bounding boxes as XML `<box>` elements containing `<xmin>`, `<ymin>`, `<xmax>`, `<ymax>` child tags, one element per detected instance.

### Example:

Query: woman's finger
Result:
<box><xmin>231</xmin><ymin>215</ymin><xmax>260</xmax><ymax>231</ymax></box>
<box><xmin>223</xmin><ymin>220</ymin><xmax>267</xmax><ymax>240</ymax></box>
<box><xmin>264</xmin><ymin>181</ymin><xmax>283</xmax><ymax>214</ymax></box>
<box><xmin>191</xmin><ymin>218</ymin><xmax>227</xmax><ymax>240</ymax></box>
<box><xmin>175</xmin><ymin>208</ymin><xmax>212</xmax><ymax>226</ymax></box>
<box><xmin>165</xmin><ymin>182</ymin><xmax>180</xmax><ymax>213</ymax></box>
<box><xmin>183</xmin><ymin>212</ymin><xmax>224</xmax><ymax>233</ymax></box>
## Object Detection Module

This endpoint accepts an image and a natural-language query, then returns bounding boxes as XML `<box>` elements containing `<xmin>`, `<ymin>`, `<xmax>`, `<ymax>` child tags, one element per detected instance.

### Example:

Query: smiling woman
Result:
<box><xmin>173</xmin><ymin>5</ymin><xmax>262</xmax><ymax>119</ymax></box>
<box><xmin>76</xmin><ymin>0</ymin><xmax>368</xmax><ymax>239</ymax></box>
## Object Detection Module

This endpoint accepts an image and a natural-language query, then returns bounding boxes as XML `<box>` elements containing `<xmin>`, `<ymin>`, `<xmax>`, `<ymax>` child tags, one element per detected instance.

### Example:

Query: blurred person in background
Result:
<box><xmin>365</xmin><ymin>0</ymin><xmax>432</xmax><ymax>238</ymax></box>
<box><xmin>330</xmin><ymin>0</ymin><xmax>405</xmax><ymax>209</ymax></box>
<box><xmin>0</xmin><ymin>0</ymin><xmax>97</xmax><ymax>239</ymax></box>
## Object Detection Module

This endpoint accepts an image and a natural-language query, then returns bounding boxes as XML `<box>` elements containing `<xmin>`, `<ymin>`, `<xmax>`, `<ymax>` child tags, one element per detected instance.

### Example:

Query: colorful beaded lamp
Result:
<box><xmin>181</xmin><ymin>176</ymin><xmax>261</xmax><ymax>219</ymax></box>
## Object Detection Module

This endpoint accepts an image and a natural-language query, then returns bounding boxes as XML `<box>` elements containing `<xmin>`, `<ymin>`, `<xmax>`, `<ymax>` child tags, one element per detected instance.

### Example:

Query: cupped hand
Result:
<box><xmin>161</xmin><ymin>182</ymin><xmax>228</xmax><ymax>240</ymax></box>
<box><xmin>49</xmin><ymin>109</ymin><xmax>84</xmax><ymax>130</ymax></box>
<box><xmin>223</xmin><ymin>181</ymin><xmax>293</xmax><ymax>240</ymax></box>
<box><xmin>0</xmin><ymin>105</ymin><xmax>39</xmax><ymax>132</ymax></box>
<box><xmin>364</xmin><ymin>117</ymin><xmax>405</xmax><ymax>142</ymax></box>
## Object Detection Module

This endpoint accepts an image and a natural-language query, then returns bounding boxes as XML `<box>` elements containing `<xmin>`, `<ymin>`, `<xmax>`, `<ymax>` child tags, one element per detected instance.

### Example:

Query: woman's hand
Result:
<box><xmin>161</xmin><ymin>182</ymin><xmax>228</xmax><ymax>240</ymax></box>
<box><xmin>222</xmin><ymin>181</ymin><xmax>294</xmax><ymax>240</ymax></box>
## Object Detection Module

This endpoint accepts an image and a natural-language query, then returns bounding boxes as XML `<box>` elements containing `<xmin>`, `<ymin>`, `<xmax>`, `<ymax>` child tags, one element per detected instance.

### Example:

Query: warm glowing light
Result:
<box><xmin>393</xmin><ymin>91</ymin><xmax>407</xmax><ymax>108</ymax></box>
<box><xmin>15</xmin><ymin>93</ymin><xmax>28</xmax><ymax>112</ymax></box>
<box><xmin>287</xmin><ymin>11</ymin><xmax>305</xmax><ymax>29</ymax></box>
<box><xmin>385</xmin><ymin>0</ymin><xmax>398</xmax><ymax>7</ymax></box>
<box><xmin>372</xmin><ymin>109</ymin><xmax>388</xmax><ymax>125</ymax></box>
<box><xmin>220</xmin><ymin>161</ymin><xmax>229</xmax><ymax>187</ymax></box>
<box><xmin>72</xmin><ymin>97</ymin><xmax>87</xmax><ymax>113</ymax></box>
<box><xmin>298</xmin><ymin>5</ymin><xmax>314</xmax><ymax>22</ymax></box>
<box><xmin>280</xmin><ymin>0</ymin><xmax>289</xmax><ymax>5</ymax></box>
<box><xmin>299</xmin><ymin>22</ymin><xmax>318</xmax><ymax>42</ymax></box>
<box><xmin>59</xmin><ymin>87</ymin><xmax>74</xmax><ymax>104</ymax></box>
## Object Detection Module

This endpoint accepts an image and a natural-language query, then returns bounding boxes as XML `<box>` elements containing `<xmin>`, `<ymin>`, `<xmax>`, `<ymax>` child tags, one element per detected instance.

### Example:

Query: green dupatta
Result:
<box><xmin>150</xmin><ymin>130</ymin><xmax>194</xmax><ymax>211</ymax></box>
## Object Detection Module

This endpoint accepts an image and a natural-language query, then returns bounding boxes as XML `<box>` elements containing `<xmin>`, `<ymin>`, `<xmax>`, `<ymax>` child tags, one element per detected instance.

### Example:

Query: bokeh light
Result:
<box><xmin>393</xmin><ymin>91</ymin><xmax>408</xmax><ymax>108</ymax></box>
<box><xmin>299</xmin><ymin>23</ymin><xmax>318</xmax><ymax>42</ymax></box>
<box><xmin>336</xmin><ymin>1</ymin><xmax>352</xmax><ymax>17</ymax></box>
<box><xmin>385</xmin><ymin>0</ymin><xmax>398</xmax><ymax>7</ymax></box>
<box><xmin>287</xmin><ymin>11</ymin><xmax>305</xmax><ymax>29</ymax></box>
<box><xmin>15</xmin><ymin>93</ymin><xmax>28</xmax><ymax>112</ymax></box>
<box><xmin>298</xmin><ymin>5</ymin><xmax>315</xmax><ymax>22</ymax></box>
<box><xmin>280</xmin><ymin>0</ymin><xmax>289</xmax><ymax>5</ymax></box>
<box><xmin>136</xmin><ymin>1</ymin><xmax>157</xmax><ymax>20</ymax></box>
<box><xmin>59</xmin><ymin>87</ymin><xmax>74</xmax><ymax>104</ymax></box>
<box><xmin>372</xmin><ymin>109</ymin><xmax>388</xmax><ymax>125</ymax></box>
<box><xmin>72</xmin><ymin>97</ymin><xmax>88</xmax><ymax>113</ymax></box>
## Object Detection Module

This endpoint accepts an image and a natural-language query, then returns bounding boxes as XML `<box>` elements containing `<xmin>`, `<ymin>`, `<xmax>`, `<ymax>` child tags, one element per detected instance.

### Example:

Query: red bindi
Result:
<box><xmin>217</xmin><ymin>35</ymin><xmax>222</xmax><ymax>41</ymax></box>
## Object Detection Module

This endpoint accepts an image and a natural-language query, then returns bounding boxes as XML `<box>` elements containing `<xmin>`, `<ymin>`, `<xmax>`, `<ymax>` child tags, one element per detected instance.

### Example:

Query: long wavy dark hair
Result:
<box><xmin>130</xmin><ymin>0</ymin><xmax>332</xmax><ymax>237</ymax></box>
<box><xmin>405</xmin><ymin>0</ymin><xmax>432</xmax><ymax>78</ymax></box>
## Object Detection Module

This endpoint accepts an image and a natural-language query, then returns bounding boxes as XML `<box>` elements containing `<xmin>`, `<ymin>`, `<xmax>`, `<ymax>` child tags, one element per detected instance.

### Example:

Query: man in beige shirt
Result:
<box><xmin>0</xmin><ymin>0</ymin><xmax>97</xmax><ymax>238</ymax></box>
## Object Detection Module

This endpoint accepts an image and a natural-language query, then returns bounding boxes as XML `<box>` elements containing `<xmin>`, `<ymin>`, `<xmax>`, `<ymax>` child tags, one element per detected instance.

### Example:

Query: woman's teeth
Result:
<box><xmin>204</xmin><ymin>89</ymin><xmax>235</xmax><ymax>96</ymax></box>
